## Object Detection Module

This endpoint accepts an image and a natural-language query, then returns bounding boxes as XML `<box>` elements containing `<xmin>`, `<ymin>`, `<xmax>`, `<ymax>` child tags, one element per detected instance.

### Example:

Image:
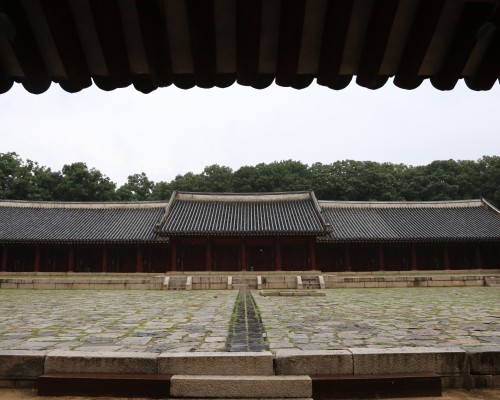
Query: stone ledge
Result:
<box><xmin>350</xmin><ymin>347</ymin><xmax>468</xmax><ymax>376</ymax></box>
<box><xmin>158</xmin><ymin>352</ymin><xmax>274</xmax><ymax>376</ymax></box>
<box><xmin>466</xmin><ymin>347</ymin><xmax>500</xmax><ymax>374</ymax></box>
<box><xmin>0</xmin><ymin>351</ymin><xmax>47</xmax><ymax>379</ymax></box>
<box><xmin>44</xmin><ymin>351</ymin><xmax>158</xmax><ymax>375</ymax></box>
<box><xmin>170</xmin><ymin>375</ymin><xmax>312</xmax><ymax>398</ymax></box>
<box><xmin>274</xmin><ymin>349</ymin><xmax>353</xmax><ymax>375</ymax></box>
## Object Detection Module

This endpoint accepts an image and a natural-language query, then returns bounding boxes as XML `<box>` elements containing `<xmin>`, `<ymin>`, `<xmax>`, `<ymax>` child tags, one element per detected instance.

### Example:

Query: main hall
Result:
<box><xmin>1</xmin><ymin>190</ymin><xmax>499</xmax><ymax>273</ymax></box>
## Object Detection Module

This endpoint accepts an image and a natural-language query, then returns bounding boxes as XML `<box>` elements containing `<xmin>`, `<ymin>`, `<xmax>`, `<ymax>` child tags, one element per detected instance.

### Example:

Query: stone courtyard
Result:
<box><xmin>0</xmin><ymin>287</ymin><xmax>498</xmax><ymax>353</ymax></box>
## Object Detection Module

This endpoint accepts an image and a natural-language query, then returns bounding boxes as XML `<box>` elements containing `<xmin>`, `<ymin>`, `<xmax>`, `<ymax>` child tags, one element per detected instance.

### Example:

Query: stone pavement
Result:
<box><xmin>0</xmin><ymin>290</ymin><xmax>237</xmax><ymax>353</ymax></box>
<box><xmin>253</xmin><ymin>287</ymin><xmax>500</xmax><ymax>350</ymax></box>
<box><xmin>0</xmin><ymin>287</ymin><xmax>499</xmax><ymax>353</ymax></box>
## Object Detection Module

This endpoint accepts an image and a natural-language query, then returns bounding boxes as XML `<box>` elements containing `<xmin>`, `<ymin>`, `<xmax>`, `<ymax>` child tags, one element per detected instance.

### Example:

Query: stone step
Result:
<box><xmin>38</xmin><ymin>373</ymin><xmax>170</xmax><ymax>398</ymax></box>
<box><xmin>170</xmin><ymin>375</ymin><xmax>312</xmax><ymax>399</ymax></box>
<box><xmin>311</xmin><ymin>372</ymin><xmax>442</xmax><ymax>399</ymax></box>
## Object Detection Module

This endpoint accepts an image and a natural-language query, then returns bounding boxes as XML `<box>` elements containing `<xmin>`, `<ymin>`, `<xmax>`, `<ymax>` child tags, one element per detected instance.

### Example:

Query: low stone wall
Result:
<box><xmin>0</xmin><ymin>347</ymin><xmax>498</xmax><ymax>390</ymax></box>
<box><xmin>0</xmin><ymin>277</ymin><xmax>164</xmax><ymax>290</ymax></box>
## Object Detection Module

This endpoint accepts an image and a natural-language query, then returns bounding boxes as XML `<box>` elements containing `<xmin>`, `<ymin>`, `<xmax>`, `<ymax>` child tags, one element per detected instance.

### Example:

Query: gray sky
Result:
<box><xmin>1</xmin><ymin>79</ymin><xmax>499</xmax><ymax>185</ymax></box>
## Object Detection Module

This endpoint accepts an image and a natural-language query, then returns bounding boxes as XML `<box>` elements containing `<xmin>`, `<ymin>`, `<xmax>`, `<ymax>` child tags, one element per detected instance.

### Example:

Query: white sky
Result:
<box><xmin>1</xmin><ymin>79</ymin><xmax>499</xmax><ymax>186</ymax></box>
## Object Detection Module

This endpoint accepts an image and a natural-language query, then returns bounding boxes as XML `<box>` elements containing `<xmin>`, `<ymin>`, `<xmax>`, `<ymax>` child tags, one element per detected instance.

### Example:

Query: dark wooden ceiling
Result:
<box><xmin>0</xmin><ymin>0</ymin><xmax>499</xmax><ymax>94</ymax></box>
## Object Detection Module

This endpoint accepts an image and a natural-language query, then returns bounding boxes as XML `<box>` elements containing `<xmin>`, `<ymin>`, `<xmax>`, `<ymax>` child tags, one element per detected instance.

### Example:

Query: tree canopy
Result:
<box><xmin>1</xmin><ymin>152</ymin><xmax>499</xmax><ymax>207</ymax></box>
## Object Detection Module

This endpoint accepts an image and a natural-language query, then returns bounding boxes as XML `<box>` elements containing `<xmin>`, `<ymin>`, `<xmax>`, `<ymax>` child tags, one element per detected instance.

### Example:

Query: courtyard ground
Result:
<box><xmin>0</xmin><ymin>287</ymin><xmax>498</xmax><ymax>353</ymax></box>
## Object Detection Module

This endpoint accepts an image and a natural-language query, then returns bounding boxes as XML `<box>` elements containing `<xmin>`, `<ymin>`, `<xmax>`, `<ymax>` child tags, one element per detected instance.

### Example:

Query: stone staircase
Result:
<box><xmin>301</xmin><ymin>275</ymin><xmax>321</xmax><ymax>290</ymax></box>
<box><xmin>168</xmin><ymin>276</ymin><xmax>188</xmax><ymax>290</ymax></box>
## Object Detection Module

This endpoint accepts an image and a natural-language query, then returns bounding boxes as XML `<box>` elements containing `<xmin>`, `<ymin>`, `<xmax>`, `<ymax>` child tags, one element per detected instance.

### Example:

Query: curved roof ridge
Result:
<box><xmin>175</xmin><ymin>191</ymin><xmax>312</xmax><ymax>202</ymax></box>
<box><xmin>319</xmin><ymin>199</ymin><xmax>484</xmax><ymax>209</ymax></box>
<box><xmin>0</xmin><ymin>200</ymin><xmax>167</xmax><ymax>209</ymax></box>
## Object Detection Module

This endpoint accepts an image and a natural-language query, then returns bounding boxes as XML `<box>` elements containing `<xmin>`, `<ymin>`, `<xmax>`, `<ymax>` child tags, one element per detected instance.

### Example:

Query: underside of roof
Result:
<box><xmin>1</xmin><ymin>0</ymin><xmax>499</xmax><ymax>94</ymax></box>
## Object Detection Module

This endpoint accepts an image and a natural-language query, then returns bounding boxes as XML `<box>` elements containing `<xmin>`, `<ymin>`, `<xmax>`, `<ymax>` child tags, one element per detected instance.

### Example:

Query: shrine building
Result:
<box><xmin>0</xmin><ymin>190</ymin><xmax>499</xmax><ymax>274</ymax></box>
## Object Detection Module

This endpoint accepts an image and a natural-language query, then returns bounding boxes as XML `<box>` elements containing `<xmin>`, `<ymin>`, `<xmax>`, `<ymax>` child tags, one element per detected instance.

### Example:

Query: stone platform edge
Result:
<box><xmin>0</xmin><ymin>347</ymin><xmax>499</xmax><ymax>390</ymax></box>
<box><xmin>0</xmin><ymin>271</ymin><xmax>499</xmax><ymax>290</ymax></box>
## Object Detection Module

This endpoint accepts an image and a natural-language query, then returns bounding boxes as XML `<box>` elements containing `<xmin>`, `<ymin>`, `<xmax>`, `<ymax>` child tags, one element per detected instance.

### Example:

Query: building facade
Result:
<box><xmin>1</xmin><ymin>191</ymin><xmax>499</xmax><ymax>273</ymax></box>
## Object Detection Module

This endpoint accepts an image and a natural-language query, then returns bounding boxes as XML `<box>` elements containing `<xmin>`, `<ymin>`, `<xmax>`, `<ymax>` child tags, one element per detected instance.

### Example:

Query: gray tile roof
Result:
<box><xmin>158</xmin><ymin>191</ymin><xmax>329</xmax><ymax>235</ymax></box>
<box><xmin>0</xmin><ymin>201</ymin><xmax>167</xmax><ymax>244</ymax></box>
<box><xmin>319</xmin><ymin>199</ymin><xmax>500</xmax><ymax>242</ymax></box>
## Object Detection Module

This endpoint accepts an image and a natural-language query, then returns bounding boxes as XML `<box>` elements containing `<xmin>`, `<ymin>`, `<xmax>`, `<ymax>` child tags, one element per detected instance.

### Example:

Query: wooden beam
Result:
<box><xmin>136</xmin><ymin>246</ymin><xmax>143</xmax><ymax>273</ymax></box>
<box><xmin>136</xmin><ymin>0</ymin><xmax>173</xmax><ymax>88</ymax></box>
<box><xmin>475</xmin><ymin>244</ymin><xmax>482</xmax><ymax>269</ymax></box>
<box><xmin>101</xmin><ymin>247</ymin><xmax>108</xmax><ymax>273</ymax></box>
<box><xmin>0</xmin><ymin>0</ymin><xmax>51</xmax><ymax>93</ymax></box>
<box><xmin>378</xmin><ymin>245</ymin><xmax>385</xmax><ymax>271</ymax></box>
<box><xmin>171</xmin><ymin>242</ymin><xmax>177</xmax><ymax>272</ymax></box>
<box><xmin>274</xmin><ymin>239</ymin><xmax>281</xmax><ymax>271</ymax></box>
<box><xmin>309</xmin><ymin>238</ymin><xmax>317</xmax><ymax>271</ymax></box>
<box><xmin>40</xmin><ymin>0</ymin><xmax>91</xmax><ymax>92</ymax></box>
<box><xmin>241</xmin><ymin>240</ymin><xmax>247</xmax><ymax>272</ymax></box>
<box><xmin>236</xmin><ymin>0</ymin><xmax>262</xmax><ymax>86</ymax></box>
<box><xmin>443</xmin><ymin>246</ymin><xmax>450</xmax><ymax>270</ymax></box>
<box><xmin>432</xmin><ymin>2</ymin><xmax>495</xmax><ymax>90</ymax></box>
<box><xmin>34</xmin><ymin>246</ymin><xmax>41</xmax><ymax>273</ymax></box>
<box><xmin>411</xmin><ymin>244</ymin><xmax>418</xmax><ymax>271</ymax></box>
<box><xmin>186</xmin><ymin>0</ymin><xmax>216</xmax><ymax>88</ymax></box>
<box><xmin>356</xmin><ymin>0</ymin><xmax>399</xmax><ymax>89</ymax></box>
<box><xmin>1</xmin><ymin>246</ymin><xmax>7</xmax><ymax>272</ymax></box>
<box><xmin>205</xmin><ymin>239</ymin><xmax>212</xmax><ymax>272</ymax></box>
<box><xmin>67</xmin><ymin>247</ymin><xmax>74</xmax><ymax>273</ymax></box>
<box><xmin>89</xmin><ymin>0</ymin><xmax>132</xmax><ymax>89</ymax></box>
<box><xmin>344</xmin><ymin>245</ymin><xmax>351</xmax><ymax>272</ymax></box>
<box><xmin>317</xmin><ymin>0</ymin><xmax>355</xmax><ymax>89</ymax></box>
<box><xmin>275</xmin><ymin>0</ymin><xmax>306</xmax><ymax>87</ymax></box>
<box><xmin>394</xmin><ymin>1</ymin><xmax>444</xmax><ymax>90</ymax></box>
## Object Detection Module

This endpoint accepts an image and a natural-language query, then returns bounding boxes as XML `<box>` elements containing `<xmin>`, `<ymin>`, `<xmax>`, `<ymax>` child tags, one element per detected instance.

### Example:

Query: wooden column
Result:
<box><xmin>378</xmin><ymin>245</ymin><xmax>385</xmax><ymax>271</ymax></box>
<box><xmin>411</xmin><ymin>244</ymin><xmax>418</xmax><ymax>270</ymax></box>
<box><xmin>1</xmin><ymin>246</ymin><xmax>7</xmax><ymax>272</ymax></box>
<box><xmin>344</xmin><ymin>245</ymin><xmax>351</xmax><ymax>272</ymax></box>
<box><xmin>475</xmin><ymin>244</ymin><xmax>482</xmax><ymax>269</ymax></box>
<box><xmin>171</xmin><ymin>241</ymin><xmax>177</xmax><ymax>272</ymax></box>
<box><xmin>241</xmin><ymin>240</ymin><xmax>247</xmax><ymax>272</ymax></box>
<box><xmin>67</xmin><ymin>247</ymin><xmax>74</xmax><ymax>272</ymax></box>
<box><xmin>101</xmin><ymin>247</ymin><xmax>108</xmax><ymax>273</ymax></box>
<box><xmin>309</xmin><ymin>238</ymin><xmax>317</xmax><ymax>271</ymax></box>
<box><xmin>205</xmin><ymin>239</ymin><xmax>212</xmax><ymax>272</ymax></box>
<box><xmin>274</xmin><ymin>239</ymin><xmax>281</xmax><ymax>271</ymax></box>
<box><xmin>443</xmin><ymin>246</ymin><xmax>450</xmax><ymax>270</ymax></box>
<box><xmin>34</xmin><ymin>246</ymin><xmax>41</xmax><ymax>272</ymax></box>
<box><xmin>136</xmin><ymin>246</ymin><xmax>143</xmax><ymax>273</ymax></box>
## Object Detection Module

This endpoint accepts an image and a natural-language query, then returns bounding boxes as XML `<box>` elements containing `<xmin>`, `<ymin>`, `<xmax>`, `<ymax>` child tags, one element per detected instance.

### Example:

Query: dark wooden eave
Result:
<box><xmin>1</xmin><ymin>0</ymin><xmax>499</xmax><ymax>94</ymax></box>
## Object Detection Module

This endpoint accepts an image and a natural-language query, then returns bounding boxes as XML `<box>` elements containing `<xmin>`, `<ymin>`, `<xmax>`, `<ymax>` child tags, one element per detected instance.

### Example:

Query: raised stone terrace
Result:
<box><xmin>0</xmin><ymin>280</ymin><xmax>499</xmax><ymax>398</ymax></box>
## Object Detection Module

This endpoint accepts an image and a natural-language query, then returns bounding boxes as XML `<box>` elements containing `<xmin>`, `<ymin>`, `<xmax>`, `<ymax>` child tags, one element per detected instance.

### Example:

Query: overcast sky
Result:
<box><xmin>1</xmin><ymin>79</ymin><xmax>499</xmax><ymax>185</ymax></box>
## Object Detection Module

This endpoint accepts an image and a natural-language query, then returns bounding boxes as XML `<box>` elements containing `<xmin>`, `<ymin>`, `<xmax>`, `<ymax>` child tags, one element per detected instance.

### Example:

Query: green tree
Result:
<box><xmin>54</xmin><ymin>162</ymin><xmax>116</xmax><ymax>201</ymax></box>
<box><xmin>117</xmin><ymin>173</ymin><xmax>155</xmax><ymax>201</ymax></box>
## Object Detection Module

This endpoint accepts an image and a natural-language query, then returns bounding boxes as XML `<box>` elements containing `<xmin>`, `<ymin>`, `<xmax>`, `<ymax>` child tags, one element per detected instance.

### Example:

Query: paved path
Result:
<box><xmin>253</xmin><ymin>287</ymin><xmax>500</xmax><ymax>350</ymax></box>
<box><xmin>0</xmin><ymin>287</ymin><xmax>499</xmax><ymax>353</ymax></box>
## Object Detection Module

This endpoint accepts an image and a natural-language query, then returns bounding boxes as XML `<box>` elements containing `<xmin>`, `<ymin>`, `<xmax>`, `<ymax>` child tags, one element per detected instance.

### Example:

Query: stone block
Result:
<box><xmin>33</xmin><ymin>283</ymin><xmax>56</xmax><ymax>289</ymax></box>
<box><xmin>442</xmin><ymin>375</ymin><xmax>493</xmax><ymax>389</ymax></box>
<box><xmin>0</xmin><ymin>351</ymin><xmax>47</xmax><ymax>379</ymax></box>
<box><xmin>15</xmin><ymin>379</ymin><xmax>36</xmax><ymax>388</ymax></box>
<box><xmin>364</xmin><ymin>282</ymin><xmax>387</xmax><ymax>288</ymax></box>
<box><xmin>0</xmin><ymin>283</ymin><xmax>18</xmax><ymax>289</ymax></box>
<box><xmin>158</xmin><ymin>351</ymin><xmax>274</xmax><ymax>376</ymax></box>
<box><xmin>44</xmin><ymin>350</ymin><xmax>157</xmax><ymax>374</ymax></box>
<box><xmin>350</xmin><ymin>347</ymin><xmax>468</xmax><ymax>376</ymax></box>
<box><xmin>0</xmin><ymin>380</ymin><xmax>15</xmax><ymax>388</ymax></box>
<box><xmin>466</xmin><ymin>347</ymin><xmax>500</xmax><ymax>374</ymax></box>
<box><xmin>274</xmin><ymin>349</ymin><xmax>353</xmax><ymax>375</ymax></box>
<box><xmin>493</xmin><ymin>374</ymin><xmax>500</xmax><ymax>388</ymax></box>
<box><xmin>170</xmin><ymin>375</ymin><xmax>312</xmax><ymax>398</ymax></box>
<box><xmin>387</xmin><ymin>281</ymin><xmax>407</xmax><ymax>288</ymax></box>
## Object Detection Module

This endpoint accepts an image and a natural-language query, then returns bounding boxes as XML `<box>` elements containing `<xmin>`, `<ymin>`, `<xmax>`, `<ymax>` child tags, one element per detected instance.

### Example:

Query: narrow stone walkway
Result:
<box><xmin>225</xmin><ymin>290</ymin><xmax>266</xmax><ymax>352</ymax></box>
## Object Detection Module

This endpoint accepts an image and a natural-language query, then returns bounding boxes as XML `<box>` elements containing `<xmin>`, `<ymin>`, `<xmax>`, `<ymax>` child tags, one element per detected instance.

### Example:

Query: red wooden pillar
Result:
<box><xmin>136</xmin><ymin>246</ymin><xmax>143</xmax><ymax>273</ymax></box>
<box><xmin>344</xmin><ymin>245</ymin><xmax>351</xmax><ymax>272</ymax></box>
<box><xmin>67</xmin><ymin>247</ymin><xmax>74</xmax><ymax>272</ymax></box>
<box><xmin>101</xmin><ymin>247</ymin><xmax>108</xmax><ymax>273</ymax></box>
<box><xmin>34</xmin><ymin>246</ymin><xmax>41</xmax><ymax>272</ymax></box>
<box><xmin>171</xmin><ymin>241</ymin><xmax>177</xmax><ymax>272</ymax></box>
<box><xmin>241</xmin><ymin>240</ymin><xmax>247</xmax><ymax>272</ymax></box>
<box><xmin>475</xmin><ymin>244</ymin><xmax>482</xmax><ymax>269</ymax></box>
<box><xmin>411</xmin><ymin>244</ymin><xmax>418</xmax><ymax>270</ymax></box>
<box><xmin>378</xmin><ymin>245</ymin><xmax>385</xmax><ymax>271</ymax></box>
<box><xmin>205</xmin><ymin>239</ymin><xmax>212</xmax><ymax>272</ymax></box>
<box><xmin>443</xmin><ymin>246</ymin><xmax>450</xmax><ymax>270</ymax></box>
<box><xmin>309</xmin><ymin>238</ymin><xmax>317</xmax><ymax>271</ymax></box>
<box><xmin>274</xmin><ymin>239</ymin><xmax>281</xmax><ymax>271</ymax></box>
<box><xmin>1</xmin><ymin>246</ymin><xmax>7</xmax><ymax>272</ymax></box>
